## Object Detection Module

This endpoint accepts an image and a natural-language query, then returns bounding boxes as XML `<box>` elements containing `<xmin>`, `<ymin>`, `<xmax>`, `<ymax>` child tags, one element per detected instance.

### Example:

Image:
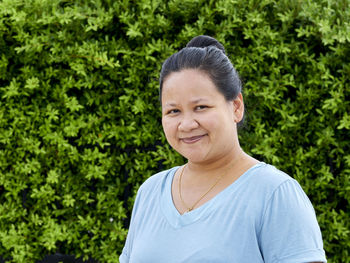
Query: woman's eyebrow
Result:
<box><xmin>190</xmin><ymin>98</ymin><xmax>208</xmax><ymax>104</ymax></box>
<box><xmin>164</xmin><ymin>98</ymin><xmax>208</xmax><ymax>107</ymax></box>
<box><xmin>164</xmin><ymin>102</ymin><xmax>178</xmax><ymax>107</ymax></box>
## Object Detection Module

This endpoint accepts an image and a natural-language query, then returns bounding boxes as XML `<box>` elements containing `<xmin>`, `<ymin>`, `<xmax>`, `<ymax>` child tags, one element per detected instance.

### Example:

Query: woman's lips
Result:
<box><xmin>180</xmin><ymin>135</ymin><xmax>206</xmax><ymax>144</ymax></box>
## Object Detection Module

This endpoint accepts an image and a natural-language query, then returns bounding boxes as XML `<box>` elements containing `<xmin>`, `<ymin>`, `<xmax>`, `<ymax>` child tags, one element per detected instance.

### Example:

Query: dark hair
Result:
<box><xmin>159</xmin><ymin>35</ymin><xmax>243</xmax><ymax>103</ymax></box>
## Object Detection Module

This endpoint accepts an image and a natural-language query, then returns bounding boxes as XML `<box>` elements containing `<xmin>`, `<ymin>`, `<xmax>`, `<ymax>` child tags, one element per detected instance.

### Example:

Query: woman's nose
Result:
<box><xmin>178</xmin><ymin>114</ymin><xmax>199</xmax><ymax>131</ymax></box>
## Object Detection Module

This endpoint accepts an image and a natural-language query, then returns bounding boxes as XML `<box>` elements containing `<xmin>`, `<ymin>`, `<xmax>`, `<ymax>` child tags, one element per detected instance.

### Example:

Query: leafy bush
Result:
<box><xmin>0</xmin><ymin>0</ymin><xmax>349</xmax><ymax>262</ymax></box>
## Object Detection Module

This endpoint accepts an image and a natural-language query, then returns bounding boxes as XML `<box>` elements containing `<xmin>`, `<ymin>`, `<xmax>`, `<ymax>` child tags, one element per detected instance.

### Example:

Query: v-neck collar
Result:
<box><xmin>160</xmin><ymin>162</ymin><xmax>265</xmax><ymax>229</ymax></box>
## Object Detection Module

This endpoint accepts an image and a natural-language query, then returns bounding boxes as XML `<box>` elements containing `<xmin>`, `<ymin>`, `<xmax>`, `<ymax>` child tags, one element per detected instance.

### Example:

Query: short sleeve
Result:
<box><xmin>119</xmin><ymin>186</ymin><xmax>144</xmax><ymax>263</ymax></box>
<box><xmin>119</xmin><ymin>211</ymin><xmax>133</xmax><ymax>263</ymax></box>
<box><xmin>259</xmin><ymin>179</ymin><xmax>327</xmax><ymax>263</ymax></box>
<box><xmin>119</xmin><ymin>247</ymin><xmax>129</xmax><ymax>263</ymax></box>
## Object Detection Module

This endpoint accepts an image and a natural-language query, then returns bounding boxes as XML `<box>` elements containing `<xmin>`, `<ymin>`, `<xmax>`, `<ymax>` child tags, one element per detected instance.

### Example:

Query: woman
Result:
<box><xmin>119</xmin><ymin>36</ymin><xmax>326</xmax><ymax>263</ymax></box>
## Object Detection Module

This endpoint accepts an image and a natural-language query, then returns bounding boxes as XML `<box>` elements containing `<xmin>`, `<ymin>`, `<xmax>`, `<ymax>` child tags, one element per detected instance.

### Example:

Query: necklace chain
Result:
<box><xmin>178</xmin><ymin>164</ymin><xmax>226</xmax><ymax>214</ymax></box>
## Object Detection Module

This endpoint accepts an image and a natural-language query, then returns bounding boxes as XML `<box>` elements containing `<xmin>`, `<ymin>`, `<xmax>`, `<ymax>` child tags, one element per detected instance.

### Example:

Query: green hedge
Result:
<box><xmin>0</xmin><ymin>0</ymin><xmax>349</xmax><ymax>262</ymax></box>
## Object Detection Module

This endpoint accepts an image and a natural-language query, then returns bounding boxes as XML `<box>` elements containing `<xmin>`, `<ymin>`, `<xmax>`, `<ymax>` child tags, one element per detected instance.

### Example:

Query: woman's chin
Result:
<box><xmin>180</xmin><ymin>152</ymin><xmax>211</xmax><ymax>164</ymax></box>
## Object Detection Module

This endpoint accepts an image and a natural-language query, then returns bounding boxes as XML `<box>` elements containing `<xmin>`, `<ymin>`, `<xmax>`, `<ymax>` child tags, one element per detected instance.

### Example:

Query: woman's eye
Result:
<box><xmin>167</xmin><ymin>109</ymin><xmax>180</xmax><ymax>114</ymax></box>
<box><xmin>195</xmin><ymin>105</ymin><xmax>208</xmax><ymax>110</ymax></box>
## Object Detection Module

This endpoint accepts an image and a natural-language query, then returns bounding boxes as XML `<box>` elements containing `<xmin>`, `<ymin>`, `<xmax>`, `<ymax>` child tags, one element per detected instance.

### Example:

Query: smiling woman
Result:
<box><xmin>161</xmin><ymin>69</ymin><xmax>242</xmax><ymax>165</ymax></box>
<box><xmin>119</xmin><ymin>36</ymin><xmax>327</xmax><ymax>263</ymax></box>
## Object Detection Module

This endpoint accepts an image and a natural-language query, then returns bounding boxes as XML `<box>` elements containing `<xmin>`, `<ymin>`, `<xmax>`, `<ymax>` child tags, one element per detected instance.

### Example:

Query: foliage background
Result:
<box><xmin>0</xmin><ymin>0</ymin><xmax>349</xmax><ymax>262</ymax></box>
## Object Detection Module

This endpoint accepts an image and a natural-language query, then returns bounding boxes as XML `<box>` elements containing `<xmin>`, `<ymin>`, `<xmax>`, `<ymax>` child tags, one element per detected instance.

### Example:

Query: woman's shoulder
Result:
<box><xmin>137</xmin><ymin>166</ymin><xmax>179</xmax><ymax>194</ymax></box>
<box><xmin>250</xmin><ymin>162</ymin><xmax>298</xmax><ymax>192</ymax></box>
<box><xmin>250</xmin><ymin>163</ymin><xmax>317</xmax><ymax>216</ymax></box>
<box><xmin>255</xmin><ymin>162</ymin><xmax>291</xmax><ymax>180</ymax></box>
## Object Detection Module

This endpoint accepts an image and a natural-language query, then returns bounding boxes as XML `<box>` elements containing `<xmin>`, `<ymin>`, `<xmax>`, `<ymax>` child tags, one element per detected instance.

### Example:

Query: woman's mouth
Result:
<box><xmin>180</xmin><ymin>135</ymin><xmax>206</xmax><ymax>144</ymax></box>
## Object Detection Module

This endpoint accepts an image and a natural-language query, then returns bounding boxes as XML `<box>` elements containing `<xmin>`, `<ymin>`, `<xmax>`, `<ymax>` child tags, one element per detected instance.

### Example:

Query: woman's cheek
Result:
<box><xmin>162</xmin><ymin>119</ymin><xmax>176</xmax><ymax>139</ymax></box>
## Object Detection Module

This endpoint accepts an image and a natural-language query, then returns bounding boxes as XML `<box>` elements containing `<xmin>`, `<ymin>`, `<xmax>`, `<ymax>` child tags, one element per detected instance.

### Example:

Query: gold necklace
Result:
<box><xmin>178</xmin><ymin>164</ymin><xmax>226</xmax><ymax>214</ymax></box>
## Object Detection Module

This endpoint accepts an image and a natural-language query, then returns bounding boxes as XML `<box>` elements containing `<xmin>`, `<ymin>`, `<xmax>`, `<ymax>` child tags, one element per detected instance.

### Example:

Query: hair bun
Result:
<box><xmin>186</xmin><ymin>35</ymin><xmax>226</xmax><ymax>54</ymax></box>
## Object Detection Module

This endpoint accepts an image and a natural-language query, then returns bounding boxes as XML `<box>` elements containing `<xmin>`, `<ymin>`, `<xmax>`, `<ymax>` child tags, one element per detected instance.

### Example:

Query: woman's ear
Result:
<box><xmin>232</xmin><ymin>93</ymin><xmax>244</xmax><ymax>123</ymax></box>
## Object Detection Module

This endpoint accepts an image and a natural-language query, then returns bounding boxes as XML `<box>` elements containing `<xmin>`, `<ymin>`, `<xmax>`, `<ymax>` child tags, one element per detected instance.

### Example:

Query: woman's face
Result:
<box><xmin>161</xmin><ymin>69</ymin><xmax>243</xmax><ymax>164</ymax></box>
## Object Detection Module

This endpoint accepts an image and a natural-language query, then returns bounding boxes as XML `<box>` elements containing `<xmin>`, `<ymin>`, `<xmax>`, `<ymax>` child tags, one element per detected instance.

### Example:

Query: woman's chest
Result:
<box><xmin>129</xmin><ymin>206</ymin><xmax>264</xmax><ymax>263</ymax></box>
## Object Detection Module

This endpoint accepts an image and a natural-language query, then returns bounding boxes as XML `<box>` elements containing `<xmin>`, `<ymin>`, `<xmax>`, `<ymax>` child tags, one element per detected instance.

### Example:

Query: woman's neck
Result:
<box><xmin>185</xmin><ymin>148</ymin><xmax>257</xmax><ymax>181</ymax></box>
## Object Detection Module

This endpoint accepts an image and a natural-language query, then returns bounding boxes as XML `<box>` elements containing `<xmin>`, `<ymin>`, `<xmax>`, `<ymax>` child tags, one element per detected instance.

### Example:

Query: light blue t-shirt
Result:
<box><xmin>120</xmin><ymin>163</ymin><xmax>326</xmax><ymax>263</ymax></box>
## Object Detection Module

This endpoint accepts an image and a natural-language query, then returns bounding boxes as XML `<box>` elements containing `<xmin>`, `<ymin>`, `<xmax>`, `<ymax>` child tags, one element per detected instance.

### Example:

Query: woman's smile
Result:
<box><xmin>180</xmin><ymin>134</ymin><xmax>208</xmax><ymax>144</ymax></box>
